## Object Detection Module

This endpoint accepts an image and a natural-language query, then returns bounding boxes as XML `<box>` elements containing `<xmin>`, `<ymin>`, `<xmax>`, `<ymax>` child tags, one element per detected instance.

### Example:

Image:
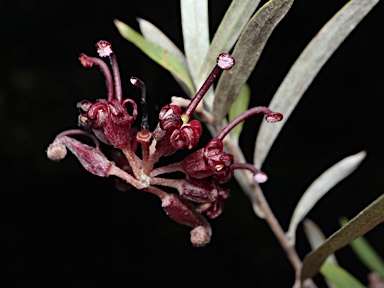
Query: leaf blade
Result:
<box><xmin>228</xmin><ymin>84</ymin><xmax>251</xmax><ymax>141</ymax></box>
<box><xmin>301</xmin><ymin>193</ymin><xmax>384</xmax><ymax>282</ymax></box>
<box><xmin>340</xmin><ymin>217</ymin><xmax>384</xmax><ymax>278</ymax></box>
<box><xmin>304</xmin><ymin>219</ymin><xmax>338</xmax><ymax>288</ymax></box>
<box><xmin>199</xmin><ymin>0</ymin><xmax>261</xmax><ymax>107</ymax></box>
<box><xmin>180</xmin><ymin>0</ymin><xmax>210</xmax><ymax>87</ymax></box>
<box><xmin>114</xmin><ymin>19</ymin><xmax>195</xmax><ymax>95</ymax></box>
<box><xmin>254</xmin><ymin>0</ymin><xmax>380</xmax><ymax>167</ymax></box>
<box><xmin>303</xmin><ymin>219</ymin><xmax>338</xmax><ymax>265</ymax></box>
<box><xmin>213</xmin><ymin>0</ymin><xmax>294</xmax><ymax>125</ymax></box>
<box><xmin>320</xmin><ymin>261</ymin><xmax>365</xmax><ymax>288</ymax></box>
<box><xmin>137</xmin><ymin>17</ymin><xmax>192</xmax><ymax>97</ymax></box>
<box><xmin>286</xmin><ymin>151</ymin><xmax>366</xmax><ymax>245</ymax></box>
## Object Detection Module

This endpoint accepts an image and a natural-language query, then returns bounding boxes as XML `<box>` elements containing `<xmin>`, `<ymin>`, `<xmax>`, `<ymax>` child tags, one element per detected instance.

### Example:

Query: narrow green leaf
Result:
<box><xmin>213</xmin><ymin>0</ymin><xmax>294</xmax><ymax>126</ymax></box>
<box><xmin>137</xmin><ymin>18</ymin><xmax>187</xmax><ymax>67</ymax></box>
<box><xmin>137</xmin><ymin>17</ymin><xmax>193</xmax><ymax>97</ymax></box>
<box><xmin>286</xmin><ymin>151</ymin><xmax>366</xmax><ymax>245</ymax></box>
<box><xmin>199</xmin><ymin>0</ymin><xmax>261</xmax><ymax>107</ymax></box>
<box><xmin>180</xmin><ymin>0</ymin><xmax>209</xmax><ymax>87</ymax></box>
<box><xmin>340</xmin><ymin>217</ymin><xmax>384</xmax><ymax>278</ymax></box>
<box><xmin>254</xmin><ymin>0</ymin><xmax>380</xmax><ymax>168</ymax></box>
<box><xmin>320</xmin><ymin>261</ymin><xmax>365</xmax><ymax>288</ymax></box>
<box><xmin>114</xmin><ymin>19</ymin><xmax>195</xmax><ymax>95</ymax></box>
<box><xmin>301</xmin><ymin>193</ymin><xmax>384</xmax><ymax>283</ymax></box>
<box><xmin>228</xmin><ymin>84</ymin><xmax>251</xmax><ymax>141</ymax></box>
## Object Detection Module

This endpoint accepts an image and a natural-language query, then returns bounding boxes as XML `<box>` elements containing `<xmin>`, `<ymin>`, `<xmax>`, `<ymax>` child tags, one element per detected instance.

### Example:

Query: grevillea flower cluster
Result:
<box><xmin>47</xmin><ymin>40</ymin><xmax>283</xmax><ymax>247</ymax></box>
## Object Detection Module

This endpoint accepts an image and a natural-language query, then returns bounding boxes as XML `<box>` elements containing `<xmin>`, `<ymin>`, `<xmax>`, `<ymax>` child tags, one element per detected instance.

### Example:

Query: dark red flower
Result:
<box><xmin>47</xmin><ymin>40</ymin><xmax>285</xmax><ymax>247</ymax></box>
<box><xmin>181</xmin><ymin>138</ymin><xmax>234</xmax><ymax>183</ymax></box>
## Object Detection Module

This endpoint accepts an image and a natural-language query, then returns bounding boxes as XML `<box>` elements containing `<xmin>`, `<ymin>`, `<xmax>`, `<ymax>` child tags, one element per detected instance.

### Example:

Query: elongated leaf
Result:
<box><xmin>303</xmin><ymin>219</ymin><xmax>338</xmax><ymax>265</ymax></box>
<box><xmin>114</xmin><ymin>19</ymin><xmax>195</xmax><ymax>95</ymax></box>
<box><xmin>229</xmin><ymin>84</ymin><xmax>251</xmax><ymax>141</ymax></box>
<box><xmin>213</xmin><ymin>0</ymin><xmax>294</xmax><ymax>126</ymax></box>
<box><xmin>301</xmin><ymin>193</ymin><xmax>384</xmax><ymax>283</ymax></box>
<box><xmin>180</xmin><ymin>0</ymin><xmax>209</xmax><ymax>87</ymax></box>
<box><xmin>340</xmin><ymin>217</ymin><xmax>384</xmax><ymax>278</ymax></box>
<box><xmin>137</xmin><ymin>18</ymin><xmax>187</xmax><ymax>67</ymax></box>
<box><xmin>320</xmin><ymin>261</ymin><xmax>365</xmax><ymax>288</ymax></box>
<box><xmin>199</xmin><ymin>0</ymin><xmax>260</xmax><ymax>107</ymax></box>
<box><xmin>304</xmin><ymin>219</ymin><xmax>337</xmax><ymax>288</ymax></box>
<box><xmin>137</xmin><ymin>17</ymin><xmax>192</xmax><ymax>97</ymax></box>
<box><xmin>254</xmin><ymin>0</ymin><xmax>380</xmax><ymax>167</ymax></box>
<box><xmin>286</xmin><ymin>151</ymin><xmax>366</xmax><ymax>245</ymax></box>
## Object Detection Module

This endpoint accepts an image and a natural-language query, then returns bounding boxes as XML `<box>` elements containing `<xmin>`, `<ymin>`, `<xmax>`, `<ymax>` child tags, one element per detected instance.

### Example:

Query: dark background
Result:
<box><xmin>1</xmin><ymin>0</ymin><xmax>384</xmax><ymax>287</ymax></box>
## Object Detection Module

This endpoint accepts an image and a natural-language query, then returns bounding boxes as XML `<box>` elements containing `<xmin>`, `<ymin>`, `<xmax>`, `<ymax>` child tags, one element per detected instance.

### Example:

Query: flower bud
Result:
<box><xmin>181</xmin><ymin>139</ymin><xmax>234</xmax><ymax>183</ymax></box>
<box><xmin>180</xmin><ymin>178</ymin><xmax>230</xmax><ymax>204</ymax></box>
<box><xmin>56</xmin><ymin>136</ymin><xmax>112</xmax><ymax>177</ymax></box>
<box><xmin>161</xmin><ymin>194</ymin><xmax>206</xmax><ymax>228</ymax></box>
<box><xmin>87</xmin><ymin>98</ymin><xmax>138</xmax><ymax>148</ymax></box>
<box><xmin>190</xmin><ymin>225</ymin><xmax>212</xmax><ymax>247</ymax></box>
<box><xmin>170</xmin><ymin>120</ymin><xmax>202</xmax><ymax>150</ymax></box>
<box><xmin>47</xmin><ymin>141</ymin><xmax>67</xmax><ymax>161</ymax></box>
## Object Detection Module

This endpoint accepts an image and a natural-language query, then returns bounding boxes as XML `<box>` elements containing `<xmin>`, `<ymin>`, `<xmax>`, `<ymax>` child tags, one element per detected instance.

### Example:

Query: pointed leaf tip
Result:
<box><xmin>287</xmin><ymin>151</ymin><xmax>366</xmax><ymax>246</ymax></box>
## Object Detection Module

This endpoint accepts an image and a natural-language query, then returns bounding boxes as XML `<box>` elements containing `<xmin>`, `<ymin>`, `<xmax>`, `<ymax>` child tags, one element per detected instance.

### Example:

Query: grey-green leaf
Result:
<box><xmin>114</xmin><ymin>19</ymin><xmax>195</xmax><ymax>96</ymax></box>
<box><xmin>228</xmin><ymin>84</ymin><xmax>251</xmax><ymax>141</ymax></box>
<box><xmin>320</xmin><ymin>261</ymin><xmax>365</xmax><ymax>288</ymax></box>
<box><xmin>213</xmin><ymin>0</ymin><xmax>294</xmax><ymax>126</ymax></box>
<box><xmin>137</xmin><ymin>17</ymin><xmax>192</xmax><ymax>97</ymax></box>
<box><xmin>199</xmin><ymin>0</ymin><xmax>261</xmax><ymax>107</ymax></box>
<box><xmin>301</xmin><ymin>193</ymin><xmax>384</xmax><ymax>283</ymax></box>
<box><xmin>340</xmin><ymin>217</ymin><xmax>384</xmax><ymax>278</ymax></box>
<box><xmin>254</xmin><ymin>0</ymin><xmax>380</xmax><ymax>168</ymax></box>
<box><xmin>286</xmin><ymin>151</ymin><xmax>366</xmax><ymax>246</ymax></box>
<box><xmin>303</xmin><ymin>219</ymin><xmax>338</xmax><ymax>288</ymax></box>
<box><xmin>303</xmin><ymin>219</ymin><xmax>338</xmax><ymax>265</ymax></box>
<box><xmin>180</xmin><ymin>0</ymin><xmax>210</xmax><ymax>88</ymax></box>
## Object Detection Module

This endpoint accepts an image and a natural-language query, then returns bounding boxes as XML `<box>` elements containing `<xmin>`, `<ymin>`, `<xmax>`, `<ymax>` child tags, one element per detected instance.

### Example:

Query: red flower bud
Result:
<box><xmin>156</xmin><ymin>104</ymin><xmax>202</xmax><ymax>154</ymax></box>
<box><xmin>159</xmin><ymin>104</ymin><xmax>183</xmax><ymax>130</ymax></box>
<box><xmin>170</xmin><ymin>120</ymin><xmax>202</xmax><ymax>150</ymax></box>
<box><xmin>54</xmin><ymin>136</ymin><xmax>112</xmax><ymax>177</ymax></box>
<box><xmin>182</xmin><ymin>139</ymin><xmax>234</xmax><ymax>183</ymax></box>
<box><xmin>161</xmin><ymin>194</ymin><xmax>207</xmax><ymax>228</ymax></box>
<box><xmin>87</xmin><ymin>98</ymin><xmax>138</xmax><ymax>148</ymax></box>
<box><xmin>161</xmin><ymin>193</ymin><xmax>212</xmax><ymax>247</ymax></box>
<box><xmin>181</xmin><ymin>178</ymin><xmax>229</xmax><ymax>204</ymax></box>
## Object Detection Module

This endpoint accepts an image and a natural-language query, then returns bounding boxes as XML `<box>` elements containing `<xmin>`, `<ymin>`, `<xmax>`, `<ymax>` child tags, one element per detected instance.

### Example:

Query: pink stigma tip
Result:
<box><xmin>217</xmin><ymin>53</ymin><xmax>235</xmax><ymax>70</ymax></box>
<box><xmin>79</xmin><ymin>54</ymin><xmax>93</xmax><ymax>68</ymax></box>
<box><xmin>96</xmin><ymin>40</ymin><xmax>113</xmax><ymax>57</ymax></box>
<box><xmin>254</xmin><ymin>172</ymin><xmax>268</xmax><ymax>183</ymax></box>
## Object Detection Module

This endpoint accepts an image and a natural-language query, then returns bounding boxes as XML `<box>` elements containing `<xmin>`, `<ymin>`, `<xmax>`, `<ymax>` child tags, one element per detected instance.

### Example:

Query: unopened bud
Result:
<box><xmin>161</xmin><ymin>194</ymin><xmax>204</xmax><ymax>228</ymax></box>
<box><xmin>58</xmin><ymin>136</ymin><xmax>112</xmax><ymax>177</ymax></box>
<box><xmin>190</xmin><ymin>225</ymin><xmax>212</xmax><ymax>247</ymax></box>
<box><xmin>47</xmin><ymin>141</ymin><xmax>67</xmax><ymax>161</ymax></box>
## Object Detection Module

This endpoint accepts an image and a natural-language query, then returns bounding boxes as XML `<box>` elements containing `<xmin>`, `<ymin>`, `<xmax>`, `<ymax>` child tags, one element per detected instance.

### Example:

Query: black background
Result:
<box><xmin>2</xmin><ymin>0</ymin><xmax>384</xmax><ymax>287</ymax></box>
